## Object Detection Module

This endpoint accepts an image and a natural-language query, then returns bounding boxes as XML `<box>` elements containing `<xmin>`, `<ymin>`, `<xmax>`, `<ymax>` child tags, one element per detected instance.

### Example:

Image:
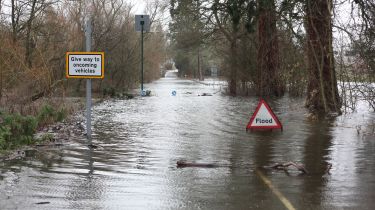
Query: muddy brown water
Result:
<box><xmin>1</xmin><ymin>78</ymin><xmax>374</xmax><ymax>209</ymax></box>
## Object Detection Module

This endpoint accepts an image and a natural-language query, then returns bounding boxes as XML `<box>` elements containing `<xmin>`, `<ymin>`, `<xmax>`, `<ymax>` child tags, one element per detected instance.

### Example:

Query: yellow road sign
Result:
<box><xmin>66</xmin><ymin>52</ymin><xmax>104</xmax><ymax>79</ymax></box>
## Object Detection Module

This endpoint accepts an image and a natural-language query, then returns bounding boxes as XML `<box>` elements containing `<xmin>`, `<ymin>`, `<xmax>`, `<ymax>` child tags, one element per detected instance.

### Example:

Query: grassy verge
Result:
<box><xmin>0</xmin><ymin>104</ymin><xmax>68</xmax><ymax>153</ymax></box>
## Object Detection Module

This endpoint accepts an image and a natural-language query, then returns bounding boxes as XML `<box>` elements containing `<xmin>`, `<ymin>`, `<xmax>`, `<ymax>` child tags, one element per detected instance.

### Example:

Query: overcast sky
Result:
<box><xmin>127</xmin><ymin>0</ymin><xmax>147</xmax><ymax>14</ymax></box>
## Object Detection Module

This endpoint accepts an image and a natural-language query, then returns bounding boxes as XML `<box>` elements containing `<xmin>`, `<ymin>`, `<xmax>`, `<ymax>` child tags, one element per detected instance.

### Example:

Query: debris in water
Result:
<box><xmin>88</xmin><ymin>144</ymin><xmax>98</xmax><ymax>149</ymax></box>
<box><xmin>262</xmin><ymin>161</ymin><xmax>308</xmax><ymax>174</ymax></box>
<box><xmin>35</xmin><ymin>202</ymin><xmax>50</xmax><ymax>205</ymax></box>
<box><xmin>177</xmin><ymin>160</ymin><xmax>217</xmax><ymax>168</ymax></box>
<box><xmin>198</xmin><ymin>93</ymin><xmax>212</xmax><ymax>96</ymax></box>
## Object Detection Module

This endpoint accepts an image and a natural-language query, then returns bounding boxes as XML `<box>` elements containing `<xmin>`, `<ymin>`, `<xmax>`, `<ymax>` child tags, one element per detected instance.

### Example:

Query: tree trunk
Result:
<box><xmin>212</xmin><ymin>0</ymin><xmax>240</xmax><ymax>96</ymax></box>
<box><xmin>11</xmin><ymin>0</ymin><xmax>17</xmax><ymax>43</ymax></box>
<box><xmin>0</xmin><ymin>51</ymin><xmax>2</xmax><ymax>99</ymax></box>
<box><xmin>25</xmin><ymin>0</ymin><xmax>37</xmax><ymax>68</ymax></box>
<box><xmin>197</xmin><ymin>47</ymin><xmax>203</xmax><ymax>81</ymax></box>
<box><xmin>229</xmin><ymin>39</ymin><xmax>237</xmax><ymax>95</ymax></box>
<box><xmin>256</xmin><ymin>0</ymin><xmax>283</xmax><ymax>96</ymax></box>
<box><xmin>305</xmin><ymin>0</ymin><xmax>341</xmax><ymax>114</ymax></box>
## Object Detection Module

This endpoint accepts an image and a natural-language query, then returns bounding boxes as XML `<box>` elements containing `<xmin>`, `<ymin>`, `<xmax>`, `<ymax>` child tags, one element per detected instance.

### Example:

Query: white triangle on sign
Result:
<box><xmin>250</xmin><ymin>103</ymin><xmax>278</xmax><ymax>126</ymax></box>
<box><xmin>246</xmin><ymin>99</ymin><xmax>282</xmax><ymax>130</ymax></box>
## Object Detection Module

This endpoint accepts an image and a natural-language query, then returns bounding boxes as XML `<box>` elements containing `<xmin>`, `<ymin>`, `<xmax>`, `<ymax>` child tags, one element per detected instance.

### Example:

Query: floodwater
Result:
<box><xmin>1</xmin><ymin>76</ymin><xmax>375</xmax><ymax>210</ymax></box>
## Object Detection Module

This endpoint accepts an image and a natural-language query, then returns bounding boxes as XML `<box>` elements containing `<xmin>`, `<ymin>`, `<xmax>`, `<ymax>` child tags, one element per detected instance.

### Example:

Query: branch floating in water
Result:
<box><xmin>263</xmin><ymin>162</ymin><xmax>308</xmax><ymax>174</ymax></box>
<box><xmin>177</xmin><ymin>160</ymin><xmax>217</xmax><ymax>168</ymax></box>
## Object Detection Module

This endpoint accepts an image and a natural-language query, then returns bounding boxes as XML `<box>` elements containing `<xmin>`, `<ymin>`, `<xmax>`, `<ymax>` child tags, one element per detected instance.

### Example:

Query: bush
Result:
<box><xmin>0</xmin><ymin>112</ymin><xmax>38</xmax><ymax>150</ymax></box>
<box><xmin>0</xmin><ymin>125</ymin><xmax>11</xmax><ymax>150</ymax></box>
<box><xmin>37</xmin><ymin>105</ymin><xmax>67</xmax><ymax>127</ymax></box>
<box><xmin>37</xmin><ymin>104</ymin><xmax>56</xmax><ymax>126</ymax></box>
<box><xmin>103</xmin><ymin>87</ymin><xmax>116</xmax><ymax>97</ymax></box>
<box><xmin>39</xmin><ymin>133</ymin><xmax>55</xmax><ymax>142</ymax></box>
<box><xmin>56</xmin><ymin>108</ymin><xmax>67</xmax><ymax>122</ymax></box>
<box><xmin>0</xmin><ymin>104</ymin><xmax>67</xmax><ymax>151</ymax></box>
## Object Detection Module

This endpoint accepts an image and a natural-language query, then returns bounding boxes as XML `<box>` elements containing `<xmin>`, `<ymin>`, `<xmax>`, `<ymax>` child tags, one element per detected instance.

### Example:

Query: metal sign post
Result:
<box><xmin>85</xmin><ymin>19</ymin><xmax>92</xmax><ymax>141</ymax></box>
<box><xmin>141</xmin><ymin>21</ymin><xmax>144</xmax><ymax>95</ymax></box>
<box><xmin>135</xmin><ymin>15</ymin><xmax>150</xmax><ymax>96</ymax></box>
<box><xmin>66</xmin><ymin>22</ymin><xmax>104</xmax><ymax>144</ymax></box>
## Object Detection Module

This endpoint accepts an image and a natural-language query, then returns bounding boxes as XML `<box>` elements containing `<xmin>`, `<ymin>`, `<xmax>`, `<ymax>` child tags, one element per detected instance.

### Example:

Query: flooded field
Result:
<box><xmin>1</xmin><ymin>77</ymin><xmax>374</xmax><ymax>209</ymax></box>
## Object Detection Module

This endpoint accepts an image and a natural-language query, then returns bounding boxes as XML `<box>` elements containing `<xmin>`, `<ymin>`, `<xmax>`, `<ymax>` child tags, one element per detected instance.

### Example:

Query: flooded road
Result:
<box><xmin>1</xmin><ymin>77</ymin><xmax>375</xmax><ymax>209</ymax></box>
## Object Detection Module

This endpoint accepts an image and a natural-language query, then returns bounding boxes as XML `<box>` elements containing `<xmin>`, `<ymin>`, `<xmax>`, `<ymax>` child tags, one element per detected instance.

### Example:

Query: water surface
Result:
<box><xmin>1</xmin><ymin>77</ymin><xmax>374</xmax><ymax>209</ymax></box>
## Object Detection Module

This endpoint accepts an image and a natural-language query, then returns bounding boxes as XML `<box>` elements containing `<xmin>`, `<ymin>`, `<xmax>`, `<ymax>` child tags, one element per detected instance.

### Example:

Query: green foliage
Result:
<box><xmin>56</xmin><ymin>108</ymin><xmax>67</xmax><ymax>122</ymax></box>
<box><xmin>103</xmin><ymin>87</ymin><xmax>116</xmax><ymax>97</ymax></box>
<box><xmin>0</xmin><ymin>125</ymin><xmax>11</xmax><ymax>150</ymax></box>
<box><xmin>40</xmin><ymin>133</ymin><xmax>55</xmax><ymax>142</ymax></box>
<box><xmin>0</xmin><ymin>112</ymin><xmax>38</xmax><ymax>150</ymax></box>
<box><xmin>37</xmin><ymin>104</ymin><xmax>55</xmax><ymax>126</ymax></box>
<box><xmin>0</xmin><ymin>105</ymin><xmax>67</xmax><ymax>151</ymax></box>
<box><xmin>170</xmin><ymin>0</ymin><xmax>206</xmax><ymax>78</ymax></box>
<box><xmin>37</xmin><ymin>104</ymin><xmax>67</xmax><ymax>127</ymax></box>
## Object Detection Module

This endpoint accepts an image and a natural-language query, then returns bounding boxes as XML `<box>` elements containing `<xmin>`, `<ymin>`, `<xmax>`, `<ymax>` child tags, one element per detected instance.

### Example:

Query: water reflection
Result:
<box><xmin>299</xmin><ymin>119</ymin><xmax>334</xmax><ymax>209</ymax></box>
<box><xmin>65</xmin><ymin>148</ymin><xmax>105</xmax><ymax>209</ymax></box>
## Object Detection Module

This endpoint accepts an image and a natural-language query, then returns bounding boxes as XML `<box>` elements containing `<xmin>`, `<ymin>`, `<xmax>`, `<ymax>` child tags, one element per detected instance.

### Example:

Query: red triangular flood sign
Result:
<box><xmin>246</xmin><ymin>99</ymin><xmax>282</xmax><ymax>131</ymax></box>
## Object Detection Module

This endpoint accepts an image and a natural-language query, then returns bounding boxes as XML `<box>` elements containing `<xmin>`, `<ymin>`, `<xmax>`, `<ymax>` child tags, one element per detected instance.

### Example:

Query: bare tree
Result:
<box><xmin>25</xmin><ymin>0</ymin><xmax>37</xmax><ymax>67</ymax></box>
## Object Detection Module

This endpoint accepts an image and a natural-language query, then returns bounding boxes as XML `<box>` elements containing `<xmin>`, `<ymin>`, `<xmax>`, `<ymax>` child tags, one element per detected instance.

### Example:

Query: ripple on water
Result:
<box><xmin>1</xmin><ymin>78</ymin><xmax>375</xmax><ymax>209</ymax></box>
